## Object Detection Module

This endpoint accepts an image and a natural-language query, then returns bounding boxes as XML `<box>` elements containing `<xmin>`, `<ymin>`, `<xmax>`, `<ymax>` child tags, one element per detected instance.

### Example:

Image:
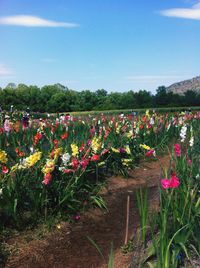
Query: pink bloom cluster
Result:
<box><xmin>174</xmin><ymin>143</ymin><xmax>181</xmax><ymax>157</ymax></box>
<box><xmin>161</xmin><ymin>174</ymin><xmax>180</xmax><ymax>189</ymax></box>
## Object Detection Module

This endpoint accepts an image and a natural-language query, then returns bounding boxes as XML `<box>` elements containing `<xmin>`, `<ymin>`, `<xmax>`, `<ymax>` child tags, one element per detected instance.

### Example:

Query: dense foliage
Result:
<box><xmin>0</xmin><ymin>84</ymin><xmax>200</xmax><ymax>112</ymax></box>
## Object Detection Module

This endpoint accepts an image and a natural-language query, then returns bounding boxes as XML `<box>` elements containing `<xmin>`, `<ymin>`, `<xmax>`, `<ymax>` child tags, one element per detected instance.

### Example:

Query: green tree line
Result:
<box><xmin>0</xmin><ymin>83</ymin><xmax>200</xmax><ymax>112</ymax></box>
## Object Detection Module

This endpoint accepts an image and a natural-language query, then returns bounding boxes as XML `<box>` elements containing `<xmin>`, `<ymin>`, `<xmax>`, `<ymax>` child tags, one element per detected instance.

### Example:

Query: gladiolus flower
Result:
<box><xmin>161</xmin><ymin>179</ymin><xmax>171</xmax><ymax>189</ymax></box>
<box><xmin>161</xmin><ymin>174</ymin><xmax>180</xmax><ymax>189</ymax></box>
<box><xmin>71</xmin><ymin>158</ymin><xmax>79</xmax><ymax>170</ymax></box>
<box><xmin>53</xmin><ymin>139</ymin><xmax>59</xmax><ymax>148</ymax></box>
<box><xmin>80</xmin><ymin>158</ymin><xmax>89</xmax><ymax>169</ymax></box>
<box><xmin>42</xmin><ymin>173</ymin><xmax>52</xmax><ymax>185</ymax></box>
<box><xmin>174</xmin><ymin>143</ymin><xmax>181</xmax><ymax>157</ymax></box>
<box><xmin>91</xmin><ymin>154</ymin><xmax>100</xmax><ymax>162</ymax></box>
<box><xmin>119</xmin><ymin>148</ymin><xmax>126</xmax><ymax>154</ymax></box>
<box><xmin>61</xmin><ymin>132</ymin><xmax>68</xmax><ymax>140</ymax></box>
<box><xmin>170</xmin><ymin>174</ymin><xmax>180</xmax><ymax>188</ymax></box>
<box><xmin>2</xmin><ymin>166</ymin><xmax>9</xmax><ymax>174</ymax></box>
<box><xmin>0</xmin><ymin>150</ymin><xmax>8</xmax><ymax>164</ymax></box>
<box><xmin>145</xmin><ymin>149</ymin><xmax>155</xmax><ymax>157</ymax></box>
<box><xmin>33</xmin><ymin>133</ymin><xmax>43</xmax><ymax>145</ymax></box>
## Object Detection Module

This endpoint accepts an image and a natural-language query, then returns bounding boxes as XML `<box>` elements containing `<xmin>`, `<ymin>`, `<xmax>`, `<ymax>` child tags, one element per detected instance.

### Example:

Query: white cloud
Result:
<box><xmin>160</xmin><ymin>1</ymin><xmax>200</xmax><ymax>20</ymax></box>
<box><xmin>0</xmin><ymin>64</ymin><xmax>13</xmax><ymax>77</ymax></box>
<box><xmin>0</xmin><ymin>15</ymin><xmax>79</xmax><ymax>27</ymax></box>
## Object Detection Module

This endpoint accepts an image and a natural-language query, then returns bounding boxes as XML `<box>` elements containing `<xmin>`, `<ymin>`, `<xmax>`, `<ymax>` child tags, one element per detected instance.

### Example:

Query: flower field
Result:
<box><xmin>0</xmin><ymin>110</ymin><xmax>200</xmax><ymax>267</ymax></box>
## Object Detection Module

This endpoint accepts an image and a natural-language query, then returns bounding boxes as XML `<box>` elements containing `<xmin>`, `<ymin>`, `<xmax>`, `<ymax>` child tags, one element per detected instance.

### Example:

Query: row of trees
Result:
<box><xmin>0</xmin><ymin>83</ymin><xmax>200</xmax><ymax>112</ymax></box>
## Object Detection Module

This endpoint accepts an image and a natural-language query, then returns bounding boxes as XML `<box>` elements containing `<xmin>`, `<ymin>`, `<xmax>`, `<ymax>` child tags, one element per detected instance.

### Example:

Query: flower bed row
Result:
<box><xmin>0</xmin><ymin>111</ymin><xmax>199</xmax><ymax>229</ymax></box>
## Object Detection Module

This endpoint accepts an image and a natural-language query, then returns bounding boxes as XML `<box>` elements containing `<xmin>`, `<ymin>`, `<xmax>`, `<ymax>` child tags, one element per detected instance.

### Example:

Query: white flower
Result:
<box><xmin>150</xmin><ymin>117</ymin><xmax>155</xmax><ymax>125</ymax></box>
<box><xmin>189</xmin><ymin>136</ymin><xmax>194</xmax><ymax>147</ymax></box>
<box><xmin>180</xmin><ymin>125</ymin><xmax>187</xmax><ymax>142</ymax></box>
<box><xmin>61</xmin><ymin>153</ymin><xmax>71</xmax><ymax>165</ymax></box>
<box><xmin>0</xmin><ymin>188</ymin><xmax>2</xmax><ymax>196</ymax></box>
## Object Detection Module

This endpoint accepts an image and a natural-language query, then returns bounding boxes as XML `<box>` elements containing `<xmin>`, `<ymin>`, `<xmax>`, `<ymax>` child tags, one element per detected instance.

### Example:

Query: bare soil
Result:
<box><xmin>5</xmin><ymin>155</ymin><xmax>170</xmax><ymax>268</ymax></box>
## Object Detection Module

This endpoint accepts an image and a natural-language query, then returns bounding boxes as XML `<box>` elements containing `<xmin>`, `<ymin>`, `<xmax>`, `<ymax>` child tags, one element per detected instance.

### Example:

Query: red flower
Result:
<box><xmin>91</xmin><ymin>154</ymin><xmax>100</xmax><ymax>162</ymax></box>
<box><xmin>71</xmin><ymin>158</ymin><xmax>79</xmax><ymax>170</ymax></box>
<box><xmin>139</xmin><ymin>124</ymin><xmax>144</xmax><ymax>130</ymax></box>
<box><xmin>42</xmin><ymin>173</ymin><xmax>52</xmax><ymax>185</ymax></box>
<box><xmin>2</xmin><ymin>166</ymin><xmax>9</xmax><ymax>174</ymax></box>
<box><xmin>61</xmin><ymin>132</ymin><xmax>68</xmax><ymax>140</ymax></box>
<box><xmin>79</xmin><ymin>143</ymin><xmax>85</xmax><ymax>152</ymax></box>
<box><xmin>53</xmin><ymin>139</ymin><xmax>59</xmax><ymax>148</ymax></box>
<box><xmin>33</xmin><ymin>133</ymin><xmax>43</xmax><ymax>145</ymax></box>
<box><xmin>18</xmin><ymin>151</ymin><xmax>24</xmax><ymax>157</ymax></box>
<box><xmin>51</xmin><ymin>127</ymin><xmax>55</xmax><ymax>133</ymax></box>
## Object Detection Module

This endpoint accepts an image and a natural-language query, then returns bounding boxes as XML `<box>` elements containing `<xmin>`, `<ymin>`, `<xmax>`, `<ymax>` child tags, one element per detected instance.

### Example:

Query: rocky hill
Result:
<box><xmin>166</xmin><ymin>76</ymin><xmax>200</xmax><ymax>94</ymax></box>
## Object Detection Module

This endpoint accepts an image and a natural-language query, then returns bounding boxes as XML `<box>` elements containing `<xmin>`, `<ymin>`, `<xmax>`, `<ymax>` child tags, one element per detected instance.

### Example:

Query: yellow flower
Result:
<box><xmin>140</xmin><ymin>144</ymin><xmax>151</xmax><ymax>150</ymax></box>
<box><xmin>71</xmin><ymin>144</ymin><xmax>79</xmax><ymax>157</ymax></box>
<box><xmin>122</xmin><ymin>159</ymin><xmax>132</xmax><ymax>166</ymax></box>
<box><xmin>98</xmin><ymin>161</ymin><xmax>105</xmax><ymax>167</ymax></box>
<box><xmin>0</xmin><ymin>150</ymin><xmax>8</xmax><ymax>164</ymax></box>
<box><xmin>42</xmin><ymin>159</ymin><xmax>55</xmax><ymax>174</ymax></box>
<box><xmin>116</xmin><ymin>126</ymin><xmax>120</xmax><ymax>134</ymax></box>
<box><xmin>53</xmin><ymin>147</ymin><xmax>62</xmax><ymax>161</ymax></box>
<box><xmin>25</xmin><ymin>152</ymin><xmax>42</xmax><ymax>167</ymax></box>
<box><xmin>146</xmin><ymin>109</ymin><xmax>150</xmax><ymax>118</ymax></box>
<box><xmin>125</xmin><ymin>145</ymin><xmax>131</xmax><ymax>155</ymax></box>
<box><xmin>11</xmin><ymin>164</ymin><xmax>19</xmax><ymax>172</ymax></box>
<box><xmin>91</xmin><ymin>137</ymin><xmax>101</xmax><ymax>153</ymax></box>
<box><xmin>111</xmin><ymin>147</ymin><xmax>119</xmax><ymax>153</ymax></box>
<box><xmin>126</xmin><ymin>131</ymin><xmax>133</xmax><ymax>138</ymax></box>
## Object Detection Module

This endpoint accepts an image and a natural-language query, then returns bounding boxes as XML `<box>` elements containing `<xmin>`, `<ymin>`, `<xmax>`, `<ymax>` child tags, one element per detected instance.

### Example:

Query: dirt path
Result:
<box><xmin>5</xmin><ymin>155</ymin><xmax>170</xmax><ymax>268</ymax></box>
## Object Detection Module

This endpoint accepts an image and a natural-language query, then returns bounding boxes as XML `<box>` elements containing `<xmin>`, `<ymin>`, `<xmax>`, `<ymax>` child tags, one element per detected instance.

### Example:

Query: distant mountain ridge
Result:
<box><xmin>166</xmin><ymin>76</ymin><xmax>200</xmax><ymax>94</ymax></box>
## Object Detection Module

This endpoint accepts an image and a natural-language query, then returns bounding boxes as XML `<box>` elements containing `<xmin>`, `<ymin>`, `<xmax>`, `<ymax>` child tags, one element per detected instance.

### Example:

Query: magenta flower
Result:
<box><xmin>145</xmin><ymin>149</ymin><xmax>155</xmax><ymax>157</ymax></box>
<box><xmin>174</xmin><ymin>143</ymin><xmax>181</xmax><ymax>157</ymax></box>
<box><xmin>161</xmin><ymin>174</ymin><xmax>180</xmax><ymax>189</ymax></box>
<box><xmin>170</xmin><ymin>174</ymin><xmax>180</xmax><ymax>188</ymax></box>
<box><xmin>161</xmin><ymin>178</ymin><xmax>171</xmax><ymax>189</ymax></box>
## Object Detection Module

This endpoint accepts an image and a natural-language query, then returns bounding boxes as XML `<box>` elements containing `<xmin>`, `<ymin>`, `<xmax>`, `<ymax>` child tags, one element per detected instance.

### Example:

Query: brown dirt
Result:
<box><xmin>5</xmin><ymin>155</ymin><xmax>170</xmax><ymax>268</ymax></box>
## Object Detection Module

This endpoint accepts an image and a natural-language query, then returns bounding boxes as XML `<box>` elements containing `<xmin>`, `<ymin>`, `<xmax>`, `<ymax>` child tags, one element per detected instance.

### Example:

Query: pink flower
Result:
<box><xmin>145</xmin><ymin>149</ymin><xmax>155</xmax><ymax>157</ymax></box>
<box><xmin>161</xmin><ymin>179</ymin><xmax>171</xmax><ymax>189</ymax></box>
<box><xmin>80</xmin><ymin>158</ymin><xmax>89</xmax><ymax>169</ymax></box>
<box><xmin>42</xmin><ymin>173</ymin><xmax>52</xmax><ymax>185</ymax></box>
<box><xmin>170</xmin><ymin>174</ymin><xmax>180</xmax><ymax>188</ymax></box>
<box><xmin>161</xmin><ymin>174</ymin><xmax>180</xmax><ymax>189</ymax></box>
<box><xmin>2</xmin><ymin>166</ymin><xmax>9</xmax><ymax>174</ymax></box>
<box><xmin>174</xmin><ymin>144</ymin><xmax>181</xmax><ymax>157</ymax></box>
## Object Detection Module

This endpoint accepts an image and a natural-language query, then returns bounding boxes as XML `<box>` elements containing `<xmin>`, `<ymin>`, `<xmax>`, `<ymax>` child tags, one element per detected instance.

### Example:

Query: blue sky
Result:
<box><xmin>0</xmin><ymin>0</ymin><xmax>200</xmax><ymax>93</ymax></box>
